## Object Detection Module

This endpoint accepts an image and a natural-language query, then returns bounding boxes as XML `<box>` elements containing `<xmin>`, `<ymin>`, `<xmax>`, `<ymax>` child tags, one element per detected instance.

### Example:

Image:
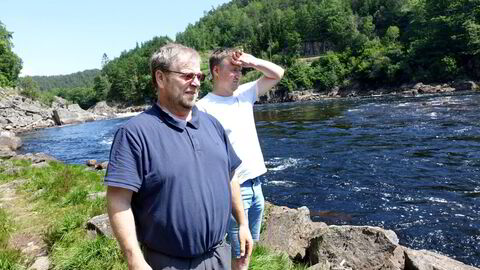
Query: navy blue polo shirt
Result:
<box><xmin>105</xmin><ymin>104</ymin><xmax>241</xmax><ymax>258</ymax></box>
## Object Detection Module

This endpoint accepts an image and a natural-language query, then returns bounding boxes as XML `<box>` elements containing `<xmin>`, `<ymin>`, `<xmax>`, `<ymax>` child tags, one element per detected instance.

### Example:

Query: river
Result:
<box><xmin>19</xmin><ymin>91</ymin><xmax>480</xmax><ymax>266</ymax></box>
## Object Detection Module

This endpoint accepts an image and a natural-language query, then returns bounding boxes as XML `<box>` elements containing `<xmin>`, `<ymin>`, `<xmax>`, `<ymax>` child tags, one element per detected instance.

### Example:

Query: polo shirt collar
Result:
<box><xmin>153</xmin><ymin>103</ymin><xmax>200</xmax><ymax>130</ymax></box>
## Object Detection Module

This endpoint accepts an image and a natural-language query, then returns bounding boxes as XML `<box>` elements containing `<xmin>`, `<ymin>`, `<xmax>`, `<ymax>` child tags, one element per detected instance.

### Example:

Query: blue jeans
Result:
<box><xmin>227</xmin><ymin>177</ymin><xmax>265</xmax><ymax>258</ymax></box>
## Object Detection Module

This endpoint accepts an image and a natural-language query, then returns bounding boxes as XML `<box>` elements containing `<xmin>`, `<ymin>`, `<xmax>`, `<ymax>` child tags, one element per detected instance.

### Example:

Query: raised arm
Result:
<box><xmin>107</xmin><ymin>186</ymin><xmax>152</xmax><ymax>270</ymax></box>
<box><xmin>231</xmin><ymin>50</ymin><xmax>285</xmax><ymax>97</ymax></box>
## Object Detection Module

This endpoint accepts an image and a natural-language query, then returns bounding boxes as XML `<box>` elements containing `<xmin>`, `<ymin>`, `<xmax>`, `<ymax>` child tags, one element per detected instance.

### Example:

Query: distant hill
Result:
<box><xmin>28</xmin><ymin>69</ymin><xmax>100</xmax><ymax>91</ymax></box>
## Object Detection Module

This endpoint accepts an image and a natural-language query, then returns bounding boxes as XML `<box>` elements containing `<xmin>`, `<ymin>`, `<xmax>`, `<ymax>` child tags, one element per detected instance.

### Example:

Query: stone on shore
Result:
<box><xmin>259</xmin><ymin>203</ymin><xmax>479</xmax><ymax>270</ymax></box>
<box><xmin>52</xmin><ymin>104</ymin><xmax>96</xmax><ymax>125</ymax></box>
<box><xmin>86</xmin><ymin>214</ymin><xmax>113</xmax><ymax>238</ymax></box>
<box><xmin>0</xmin><ymin>130</ymin><xmax>22</xmax><ymax>158</ymax></box>
<box><xmin>86</xmin><ymin>202</ymin><xmax>479</xmax><ymax>269</ymax></box>
<box><xmin>88</xmin><ymin>101</ymin><xmax>117</xmax><ymax>119</ymax></box>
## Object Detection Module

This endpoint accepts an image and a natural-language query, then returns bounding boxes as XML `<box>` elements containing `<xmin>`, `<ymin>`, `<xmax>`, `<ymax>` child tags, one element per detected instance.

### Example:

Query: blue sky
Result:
<box><xmin>1</xmin><ymin>0</ymin><xmax>231</xmax><ymax>76</ymax></box>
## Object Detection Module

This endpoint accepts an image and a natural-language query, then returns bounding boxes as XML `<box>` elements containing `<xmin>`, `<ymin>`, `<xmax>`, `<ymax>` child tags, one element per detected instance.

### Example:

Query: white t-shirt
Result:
<box><xmin>197</xmin><ymin>80</ymin><xmax>267</xmax><ymax>184</ymax></box>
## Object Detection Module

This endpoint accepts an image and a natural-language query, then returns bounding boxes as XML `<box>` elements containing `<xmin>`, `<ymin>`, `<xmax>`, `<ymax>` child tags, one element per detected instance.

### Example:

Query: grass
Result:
<box><xmin>0</xmin><ymin>208</ymin><xmax>25</xmax><ymax>270</ymax></box>
<box><xmin>250</xmin><ymin>245</ymin><xmax>307</xmax><ymax>270</ymax></box>
<box><xmin>1</xmin><ymin>159</ymin><xmax>304</xmax><ymax>269</ymax></box>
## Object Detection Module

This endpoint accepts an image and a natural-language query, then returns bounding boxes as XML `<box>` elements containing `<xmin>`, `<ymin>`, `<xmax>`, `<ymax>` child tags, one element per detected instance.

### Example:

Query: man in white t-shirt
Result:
<box><xmin>197</xmin><ymin>48</ymin><xmax>284</xmax><ymax>270</ymax></box>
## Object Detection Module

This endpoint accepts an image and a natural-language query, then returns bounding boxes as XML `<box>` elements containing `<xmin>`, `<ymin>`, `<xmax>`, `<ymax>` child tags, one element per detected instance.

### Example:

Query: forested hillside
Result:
<box><xmin>6</xmin><ymin>0</ymin><xmax>480</xmax><ymax>107</ymax></box>
<box><xmin>176</xmin><ymin>0</ymin><xmax>480</xmax><ymax>92</ymax></box>
<box><xmin>28</xmin><ymin>69</ymin><xmax>100</xmax><ymax>91</ymax></box>
<box><xmin>98</xmin><ymin>0</ymin><xmax>479</xmax><ymax>104</ymax></box>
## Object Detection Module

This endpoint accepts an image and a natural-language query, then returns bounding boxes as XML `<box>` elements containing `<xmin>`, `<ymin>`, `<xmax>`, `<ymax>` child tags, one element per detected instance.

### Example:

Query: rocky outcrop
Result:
<box><xmin>85</xmin><ymin>202</ymin><xmax>478</xmax><ymax>270</ymax></box>
<box><xmin>260</xmin><ymin>203</ymin><xmax>479</xmax><ymax>270</ymax></box>
<box><xmin>52</xmin><ymin>102</ymin><xmax>96</xmax><ymax>125</ymax></box>
<box><xmin>87</xmin><ymin>101</ymin><xmax>117</xmax><ymax>119</ymax></box>
<box><xmin>0</xmin><ymin>89</ymin><xmax>143</xmax><ymax>133</ymax></box>
<box><xmin>0</xmin><ymin>131</ymin><xmax>22</xmax><ymax>158</ymax></box>
<box><xmin>0</xmin><ymin>89</ymin><xmax>55</xmax><ymax>132</ymax></box>
<box><xmin>258</xmin><ymin>80</ymin><xmax>480</xmax><ymax>103</ymax></box>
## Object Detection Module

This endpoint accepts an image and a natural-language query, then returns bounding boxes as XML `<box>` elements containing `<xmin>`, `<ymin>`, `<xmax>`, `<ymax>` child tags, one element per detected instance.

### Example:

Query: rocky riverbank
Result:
<box><xmin>1</xmin><ymin>153</ymin><xmax>479</xmax><ymax>269</ymax></box>
<box><xmin>258</xmin><ymin>80</ymin><xmax>479</xmax><ymax>103</ymax></box>
<box><xmin>0</xmin><ymin>88</ymin><xmax>148</xmax><ymax>157</ymax></box>
<box><xmin>84</xmin><ymin>200</ymin><xmax>479</xmax><ymax>269</ymax></box>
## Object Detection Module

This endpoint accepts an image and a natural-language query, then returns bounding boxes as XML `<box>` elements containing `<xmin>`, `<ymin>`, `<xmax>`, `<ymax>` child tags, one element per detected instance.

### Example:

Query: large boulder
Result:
<box><xmin>452</xmin><ymin>80</ymin><xmax>478</xmax><ymax>91</ymax></box>
<box><xmin>260</xmin><ymin>203</ymin><xmax>479</xmax><ymax>270</ymax></box>
<box><xmin>404</xmin><ymin>249</ymin><xmax>479</xmax><ymax>270</ymax></box>
<box><xmin>0</xmin><ymin>131</ymin><xmax>22</xmax><ymax>151</ymax></box>
<box><xmin>259</xmin><ymin>203</ymin><xmax>327</xmax><ymax>260</ymax></box>
<box><xmin>12</xmin><ymin>153</ymin><xmax>58</xmax><ymax>164</ymax></box>
<box><xmin>88</xmin><ymin>101</ymin><xmax>116</xmax><ymax>120</ymax></box>
<box><xmin>307</xmin><ymin>225</ymin><xmax>404</xmax><ymax>270</ymax></box>
<box><xmin>52</xmin><ymin>104</ymin><xmax>96</xmax><ymax>125</ymax></box>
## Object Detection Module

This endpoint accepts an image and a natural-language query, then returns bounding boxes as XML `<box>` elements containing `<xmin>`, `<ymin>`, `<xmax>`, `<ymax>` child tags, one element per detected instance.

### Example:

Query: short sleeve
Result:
<box><xmin>208</xmin><ymin>114</ymin><xmax>242</xmax><ymax>177</ymax></box>
<box><xmin>237</xmin><ymin>80</ymin><xmax>259</xmax><ymax>104</ymax></box>
<box><xmin>104</xmin><ymin>127</ymin><xmax>143</xmax><ymax>192</ymax></box>
<box><xmin>224</xmin><ymin>130</ymin><xmax>242</xmax><ymax>178</ymax></box>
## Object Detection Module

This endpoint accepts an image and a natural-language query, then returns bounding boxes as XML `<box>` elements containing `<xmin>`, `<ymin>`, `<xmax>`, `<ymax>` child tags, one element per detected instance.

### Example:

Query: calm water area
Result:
<box><xmin>19</xmin><ymin>92</ymin><xmax>480</xmax><ymax>266</ymax></box>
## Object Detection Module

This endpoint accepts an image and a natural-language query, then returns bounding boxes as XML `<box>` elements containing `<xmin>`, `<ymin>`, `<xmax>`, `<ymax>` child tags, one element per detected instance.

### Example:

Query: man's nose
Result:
<box><xmin>191</xmin><ymin>76</ymin><xmax>201</xmax><ymax>87</ymax></box>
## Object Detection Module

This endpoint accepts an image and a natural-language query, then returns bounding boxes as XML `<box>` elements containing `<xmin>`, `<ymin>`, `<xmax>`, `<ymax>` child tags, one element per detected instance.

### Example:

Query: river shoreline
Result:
<box><xmin>1</xmin><ymin>80</ymin><xmax>478</xmax><ymax>135</ymax></box>
<box><xmin>4</xmin><ymin>92</ymin><xmax>480</xmax><ymax>268</ymax></box>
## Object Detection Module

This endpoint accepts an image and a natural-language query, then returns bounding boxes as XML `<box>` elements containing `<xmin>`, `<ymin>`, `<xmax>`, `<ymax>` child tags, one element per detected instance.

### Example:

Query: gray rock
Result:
<box><xmin>87</xmin><ymin>191</ymin><xmax>106</xmax><ymax>201</ymax></box>
<box><xmin>86</xmin><ymin>159</ymin><xmax>97</xmax><ymax>167</ymax></box>
<box><xmin>86</xmin><ymin>214</ymin><xmax>113</xmax><ymax>238</ymax></box>
<box><xmin>88</xmin><ymin>101</ymin><xmax>116</xmax><ymax>118</ymax></box>
<box><xmin>307</xmin><ymin>225</ymin><xmax>405</xmax><ymax>270</ymax></box>
<box><xmin>13</xmin><ymin>153</ymin><xmax>58</xmax><ymax>163</ymax></box>
<box><xmin>404</xmin><ymin>248</ymin><xmax>479</xmax><ymax>270</ymax></box>
<box><xmin>260</xmin><ymin>203</ymin><xmax>327</xmax><ymax>260</ymax></box>
<box><xmin>53</xmin><ymin>107</ymin><xmax>96</xmax><ymax>125</ymax></box>
<box><xmin>15</xmin><ymin>103</ymin><xmax>43</xmax><ymax>114</ymax></box>
<box><xmin>260</xmin><ymin>204</ymin><xmax>479</xmax><ymax>270</ymax></box>
<box><xmin>0</xmin><ymin>131</ymin><xmax>22</xmax><ymax>151</ymax></box>
<box><xmin>51</xmin><ymin>96</ymin><xmax>68</xmax><ymax>108</ymax></box>
<box><xmin>0</xmin><ymin>149</ymin><xmax>16</xmax><ymax>158</ymax></box>
<box><xmin>28</xmin><ymin>256</ymin><xmax>49</xmax><ymax>270</ymax></box>
<box><xmin>95</xmin><ymin>161</ymin><xmax>108</xmax><ymax>170</ymax></box>
<box><xmin>452</xmin><ymin>80</ymin><xmax>478</xmax><ymax>91</ymax></box>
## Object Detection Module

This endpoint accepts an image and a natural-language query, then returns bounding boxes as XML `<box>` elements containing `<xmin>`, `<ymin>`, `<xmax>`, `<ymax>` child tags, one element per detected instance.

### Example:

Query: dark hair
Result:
<box><xmin>209</xmin><ymin>47</ymin><xmax>237</xmax><ymax>80</ymax></box>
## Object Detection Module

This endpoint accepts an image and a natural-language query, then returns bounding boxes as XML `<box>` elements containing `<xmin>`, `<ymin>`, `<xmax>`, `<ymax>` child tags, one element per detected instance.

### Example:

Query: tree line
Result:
<box><xmin>3</xmin><ymin>0</ymin><xmax>480</xmax><ymax>108</ymax></box>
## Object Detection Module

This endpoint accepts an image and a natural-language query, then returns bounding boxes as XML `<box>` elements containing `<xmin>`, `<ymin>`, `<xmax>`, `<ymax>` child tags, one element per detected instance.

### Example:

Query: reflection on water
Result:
<box><xmin>256</xmin><ymin>93</ymin><xmax>480</xmax><ymax>267</ymax></box>
<box><xmin>19</xmin><ymin>92</ymin><xmax>480</xmax><ymax>266</ymax></box>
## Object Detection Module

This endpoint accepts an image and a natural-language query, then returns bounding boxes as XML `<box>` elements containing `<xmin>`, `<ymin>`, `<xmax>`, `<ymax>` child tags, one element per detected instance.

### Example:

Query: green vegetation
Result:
<box><xmin>250</xmin><ymin>245</ymin><xmax>307</xmax><ymax>270</ymax></box>
<box><xmin>27</xmin><ymin>69</ymin><xmax>100</xmax><ymax>92</ymax></box>
<box><xmin>0</xmin><ymin>160</ymin><xmax>305</xmax><ymax>269</ymax></box>
<box><xmin>0</xmin><ymin>21</ymin><xmax>22</xmax><ymax>88</ymax></box>
<box><xmin>5</xmin><ymin>0</ymin><xmax>479</xmax><ymax>106</ymax></box>
<box><xmin>176</xmin><ymin>0</ymin><xmax>480</xmax><ymax>92</ymax></box>
<box><xmin>17</xmin><ymin>70</ymin><xmax>101</xmax><ymax>108</ymax></box>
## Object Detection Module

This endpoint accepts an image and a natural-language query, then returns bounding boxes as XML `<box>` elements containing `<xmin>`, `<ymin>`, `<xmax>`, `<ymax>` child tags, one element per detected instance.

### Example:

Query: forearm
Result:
<box><xmin>107</xmin><ymin>187</ymin><xmax>146</xmax><ymax>268</ymax></box>
<box><xmin>230</xmin><ymin>176</ymin><xmax>247</xmax><ymax>226</ymax></box>
<box><xmin>250</xmin><ymin>57</ymin><xmax>284</xmax><ymax>80</ymax></box>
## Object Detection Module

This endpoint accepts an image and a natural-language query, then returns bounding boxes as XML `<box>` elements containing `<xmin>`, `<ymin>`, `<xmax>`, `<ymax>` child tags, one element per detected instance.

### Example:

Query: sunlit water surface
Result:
<box><xmin>19</xmin><ymin>92</ymin><xmax>480</xmax><ymax>266</ymax></box>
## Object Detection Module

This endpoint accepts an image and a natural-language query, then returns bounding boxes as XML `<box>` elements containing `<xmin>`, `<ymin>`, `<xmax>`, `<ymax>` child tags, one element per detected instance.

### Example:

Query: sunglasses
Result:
<box><xmin>163</xmin><ymin>69</ymin><xmax>206</xmax><ymax>82</ymax></box>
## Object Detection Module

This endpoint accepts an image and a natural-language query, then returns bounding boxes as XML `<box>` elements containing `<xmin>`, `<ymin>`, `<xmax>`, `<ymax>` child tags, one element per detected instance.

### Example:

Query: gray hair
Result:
<box><xmin>150</xmin><ymin>43</ymin><xmax>199</xmax><ymax>88</ymax></box>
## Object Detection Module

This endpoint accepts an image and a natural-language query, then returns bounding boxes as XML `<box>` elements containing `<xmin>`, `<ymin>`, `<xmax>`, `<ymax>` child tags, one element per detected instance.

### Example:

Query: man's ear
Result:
<box><xmin>155</xmin><ymin>70</ymin><xmax>165</xmax><ymax>89</ymax></box>
<box><xmin>212</xmin><ymin>65</ymin><xmax>220</xmax><ymax>80</ymax></box>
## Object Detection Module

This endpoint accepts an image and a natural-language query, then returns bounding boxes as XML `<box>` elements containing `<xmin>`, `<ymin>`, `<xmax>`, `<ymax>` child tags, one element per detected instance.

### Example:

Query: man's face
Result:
<box><xmin>216</xmin><ymin>57</ymin><xmax>242</xmax><ymax>92</ymax></box>
<box><xmin>160</xmin><ymin>56</ymin><xmax>201</xmax><ymax>111</ymax></box>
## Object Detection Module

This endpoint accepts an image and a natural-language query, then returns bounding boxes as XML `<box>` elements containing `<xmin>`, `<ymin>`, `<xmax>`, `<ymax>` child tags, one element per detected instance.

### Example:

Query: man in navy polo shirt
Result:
<box><xmin>105</xmin><ymin>43</ymin><xmax>253</xmax><ymax>270</ymax></box>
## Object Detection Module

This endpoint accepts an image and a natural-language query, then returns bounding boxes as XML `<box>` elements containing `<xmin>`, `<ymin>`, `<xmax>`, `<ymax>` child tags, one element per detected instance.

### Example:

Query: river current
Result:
<box><xmin>19</xmin><ymin>92</ymin><xmax>480</xmax><ymax>266</ymax></box>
